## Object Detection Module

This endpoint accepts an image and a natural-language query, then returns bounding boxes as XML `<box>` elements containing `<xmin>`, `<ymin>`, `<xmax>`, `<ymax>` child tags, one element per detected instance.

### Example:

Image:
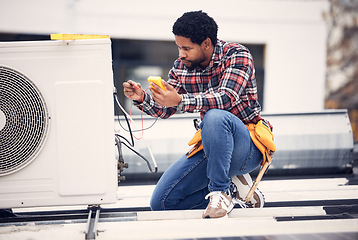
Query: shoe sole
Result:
<box><xmin>203</xmin><ymin>203</ymin><xmax>234</xmax><ymax>219</ymax></box>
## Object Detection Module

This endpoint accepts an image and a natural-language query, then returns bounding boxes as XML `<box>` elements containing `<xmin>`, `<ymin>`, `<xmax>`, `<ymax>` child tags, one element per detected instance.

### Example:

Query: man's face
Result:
<box><xmin>175</xmin><ymin>35</ymin><xmax>206</xmax><ymax>70</ymax></box>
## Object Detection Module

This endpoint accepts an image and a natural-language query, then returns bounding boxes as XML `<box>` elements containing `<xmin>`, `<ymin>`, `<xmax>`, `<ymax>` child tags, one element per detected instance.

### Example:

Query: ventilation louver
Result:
<box><xmin>0</xmin><ymin>66</ymin><xmax>49</xmax><ymax>176</ymax></box>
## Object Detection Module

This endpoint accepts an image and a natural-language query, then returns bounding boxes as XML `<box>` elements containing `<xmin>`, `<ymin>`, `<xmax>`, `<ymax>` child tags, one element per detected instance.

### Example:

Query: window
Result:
<box><xmin>0</xmin><ymin>35</ymin><xmax>265</xmax><ymax>113</ymax></box>
<box><xmin>112</xmin><ymin>39</ymin><xmax>265</xmax><ymax>114</ymax></box>
<box><xmin>112</xmin><ymin>39</ymin><xmax>177</xmax><ymax>115</ymax></box>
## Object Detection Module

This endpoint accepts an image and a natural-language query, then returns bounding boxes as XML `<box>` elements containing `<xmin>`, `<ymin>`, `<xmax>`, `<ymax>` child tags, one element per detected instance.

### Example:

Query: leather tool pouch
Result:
<box><xmin>185</xmin><ymin>120</ymin><xmax>276</xmax><ymax>164</ymax></box>
<box><xmin>246</xmin><ymin>120</ymin><xmax>276</xmax><ymax>165</ymax></box>
<box><xmin>186</xmin><ymin>129</ymin><xmax>203</xmax><ymax>158</ymax></box>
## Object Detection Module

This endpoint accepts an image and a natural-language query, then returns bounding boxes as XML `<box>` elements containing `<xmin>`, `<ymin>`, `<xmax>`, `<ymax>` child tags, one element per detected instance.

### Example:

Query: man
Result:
<box><xmin>123</xmin><ymin>10</ymin><xmax>265</xmax><ymax>218</ymax></box>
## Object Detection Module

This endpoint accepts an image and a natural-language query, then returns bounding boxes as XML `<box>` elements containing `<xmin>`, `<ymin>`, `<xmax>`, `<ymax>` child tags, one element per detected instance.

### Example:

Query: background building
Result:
<box><xmin>325</xmin><ymin>0</ymin><xmax>358</xmax><ymax>141</ymax></box>
<box><xmin>0</xmin><ymin>0</ymin><xmax>357</xmax><ymax>140</ymax></box>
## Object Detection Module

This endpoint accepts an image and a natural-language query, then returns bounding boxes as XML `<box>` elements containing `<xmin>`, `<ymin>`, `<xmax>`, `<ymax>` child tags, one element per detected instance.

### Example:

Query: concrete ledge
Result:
<box><xmin>137</xmin><ymin>206</ymin><xmax>326</xmax><ymax>221</ymax></box>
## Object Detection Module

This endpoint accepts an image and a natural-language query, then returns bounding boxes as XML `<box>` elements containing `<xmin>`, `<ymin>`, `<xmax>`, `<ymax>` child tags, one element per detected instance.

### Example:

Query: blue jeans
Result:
<box><xmin>150</xmin><ymin>109</ymin><xmax>263</xmax><ymax>210</ymax></box>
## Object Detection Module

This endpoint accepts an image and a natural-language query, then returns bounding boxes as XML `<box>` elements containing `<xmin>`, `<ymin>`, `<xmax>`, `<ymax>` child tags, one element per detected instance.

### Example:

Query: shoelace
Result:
<box><xmin>230</xmin><ymin>178</ymin><xmax>266</xmax><ymax>208</ymax></box>
<box><xmin>205</xmin><ymin>191</ymin><xmax>229</xmax><ymax>209</ymax></box>
<box><xmin>230</xmin><ymin>182</ymin><xmax>248</xmax><ymax>208</ymax></box>
<box><xmin>232</xmin><ymin>198</ymin><xmax>248</xmax><ymax>208</ymax></box>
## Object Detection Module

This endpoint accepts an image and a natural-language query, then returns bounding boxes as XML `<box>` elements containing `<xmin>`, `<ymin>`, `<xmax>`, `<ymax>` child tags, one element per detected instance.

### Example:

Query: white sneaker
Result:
<box><xmin>231</xmin><ymin>174</ymin><xmax>265</xmax><ymax>208</ymax></box>
<box><xmin>202</xmin><ymin>191</ymin><xmax>234</xmax><ymax>219</ymax></box>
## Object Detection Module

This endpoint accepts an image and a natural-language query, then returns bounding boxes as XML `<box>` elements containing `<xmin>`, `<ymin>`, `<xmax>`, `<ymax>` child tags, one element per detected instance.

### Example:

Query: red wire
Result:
<box><xmin>129</xmin><ymin>87</ymin><xmax>150</xmax><ymax>140</ymax></box>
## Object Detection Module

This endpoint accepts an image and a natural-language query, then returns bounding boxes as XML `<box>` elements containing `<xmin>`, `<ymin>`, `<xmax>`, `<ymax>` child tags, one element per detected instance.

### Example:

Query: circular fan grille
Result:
<box><xmin>0</xmin><ymin>66</ymin><xmax>49</xmax><ymax>176</ymax></box>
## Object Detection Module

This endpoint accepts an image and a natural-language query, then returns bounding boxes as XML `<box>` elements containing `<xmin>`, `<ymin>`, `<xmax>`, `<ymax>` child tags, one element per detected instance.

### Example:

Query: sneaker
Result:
<box><xmin>230</xmin><ymin>174</ymin><xmax>265</xmax><ymax>208</ymax></box>
<box><xmin>202</xmin><ymin>191</ymin><xmax>234</xmax><ymax>219</ymax></box>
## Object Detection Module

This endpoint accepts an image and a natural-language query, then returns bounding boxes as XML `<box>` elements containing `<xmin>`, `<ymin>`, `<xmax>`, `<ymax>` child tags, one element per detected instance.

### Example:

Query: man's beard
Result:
<box><xmin>182</xmin><ymin>51</ymin><xmax>206</xmax><ymax>70</ymax></box>
<box><xmin>182</xmin><ymin>59</ymin><xmax>200</xmax><ymax>70</ymax></box>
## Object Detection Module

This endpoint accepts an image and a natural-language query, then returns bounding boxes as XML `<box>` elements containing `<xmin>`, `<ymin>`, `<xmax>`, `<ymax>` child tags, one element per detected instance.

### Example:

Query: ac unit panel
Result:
<box><xmin>0</xmin><ymin>39</ymin><xmax>118</xmax><ymax>208</ymax></box>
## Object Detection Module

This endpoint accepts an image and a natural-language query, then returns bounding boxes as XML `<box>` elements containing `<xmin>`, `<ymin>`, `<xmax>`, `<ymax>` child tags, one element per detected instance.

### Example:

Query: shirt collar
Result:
<box><xmin>201</xmin><ymin>39</ymin><xmax>224</xmax><ymax>72</ymax></box>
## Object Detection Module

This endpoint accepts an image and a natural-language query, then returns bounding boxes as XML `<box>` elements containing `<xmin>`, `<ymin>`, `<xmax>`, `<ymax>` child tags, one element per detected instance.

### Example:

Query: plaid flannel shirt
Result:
<box><xmin>135</xmin><ymin>40</ymin><xmax>262</xmax><ymax>124</ymax></box>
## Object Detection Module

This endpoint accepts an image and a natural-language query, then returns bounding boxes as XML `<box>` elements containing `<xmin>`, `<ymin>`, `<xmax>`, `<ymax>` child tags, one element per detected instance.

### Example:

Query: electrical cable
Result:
<box><xmin>116</xmin><ymin>107</ymin><xmax>134</xmax><ymax>147</ymax></box>
<box><xmin>115</xmin><ymin>135</ymin><xmax>156</xmax><ymax>173</ymax></box>
<box><xmin>116</xmin><ymin>115</ymin><xmax>158</xmax><ymax>133</ymax></box>
<box><xmin>113</xmin><ymin>88</ymin><xmax>158</xmax><ymax>173</ymax></box>
<box><xmin>115</xmin><ymin>85</ymin><xmax>158</xmax><ymax>133</ymax></box>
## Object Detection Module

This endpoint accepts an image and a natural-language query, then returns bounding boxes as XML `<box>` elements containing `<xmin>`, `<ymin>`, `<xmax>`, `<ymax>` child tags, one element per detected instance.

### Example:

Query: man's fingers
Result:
<box><xmin>150</xmin><ymin>82</ymin><xmax>163</xmax><ymax>93</ymax></box>
<box><xmin>150</xmin><ymin>87</ymin><xmax>165</xmax><ymax>105</ymax></box>
<box><xmin>162</xmin><ymin>80</ymin><xmax>173</xmax><ymax>91</ymax></box>
<box><xmin>123</xmin><ymin>80</ymin><xmax>144</xmax><ymax>102</ymax></box>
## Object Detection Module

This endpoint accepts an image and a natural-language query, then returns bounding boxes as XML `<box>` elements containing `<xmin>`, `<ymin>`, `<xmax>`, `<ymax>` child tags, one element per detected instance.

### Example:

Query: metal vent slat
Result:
<box><xmin>0</xmin><ymin>66</ymin><xmax>49</xmax><ymax>176</ymax></box>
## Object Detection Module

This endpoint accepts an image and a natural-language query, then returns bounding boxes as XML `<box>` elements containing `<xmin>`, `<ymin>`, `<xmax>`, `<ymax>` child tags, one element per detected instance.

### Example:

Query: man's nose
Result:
<box><xmin>179</xmin><ymin>49</ymin><xmax>186</xmax><ymax>59</ymax></box>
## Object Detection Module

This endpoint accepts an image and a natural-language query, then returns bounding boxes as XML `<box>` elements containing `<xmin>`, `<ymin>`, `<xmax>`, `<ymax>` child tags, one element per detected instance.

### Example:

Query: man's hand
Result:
<box><xmin>123</xmin><ymin>80</ymin><xmax>144</xmax><ymax>102</ymax></box>
<box><xmin>150</xmin><ymin>80</ymin><xmax>182</xmax><ymax>107</ymax></box>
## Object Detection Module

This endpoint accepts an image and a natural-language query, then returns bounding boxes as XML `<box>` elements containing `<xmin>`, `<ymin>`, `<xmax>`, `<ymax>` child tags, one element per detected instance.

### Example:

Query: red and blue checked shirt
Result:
<box><xmin>136</xmin><ymin>40</ymin><xmax>262</xmax><ymax>124</ymax></box>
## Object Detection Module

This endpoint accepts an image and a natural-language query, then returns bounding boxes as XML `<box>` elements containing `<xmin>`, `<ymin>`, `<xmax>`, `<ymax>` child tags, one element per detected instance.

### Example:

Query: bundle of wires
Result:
<box><xmin>113</xmin><ymin>88</ymin><xmax>158</xmax><ymax>173</ymax></box>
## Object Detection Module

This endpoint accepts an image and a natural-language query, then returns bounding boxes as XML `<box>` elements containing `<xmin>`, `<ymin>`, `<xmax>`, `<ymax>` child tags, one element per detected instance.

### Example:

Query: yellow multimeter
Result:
<box><xmin>147</xmin><ymin>76</ymin><xmax>167</xmax><ymax>92</ymax></box>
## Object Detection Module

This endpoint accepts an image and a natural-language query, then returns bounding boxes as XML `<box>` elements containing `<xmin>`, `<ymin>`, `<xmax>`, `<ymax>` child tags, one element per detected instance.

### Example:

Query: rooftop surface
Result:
<box><xmin>1</xmin><ymin>167</ymin><xmax>358</xmax><ymax>240</ymax></box>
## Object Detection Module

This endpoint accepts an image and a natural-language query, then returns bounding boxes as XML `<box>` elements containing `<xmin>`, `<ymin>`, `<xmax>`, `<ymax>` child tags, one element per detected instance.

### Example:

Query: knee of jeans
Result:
<box><xmin>201</xmin><ymin>109</ymin><xmax>233</xmax><ymax>133</ymax></box>
<box><xmin>149</xmin><ymin>195</ymin><xmax>164</xmax><ymax>211</ymax></box>
<box><xmin>204</xmin><ymin>109</ymin><xmax>223</xmax><ymax>120</ymax></box>
<box><xmin>202</xmin><ymin>109</ymin><xmax>226</xmax><ymax>126</ymax></box>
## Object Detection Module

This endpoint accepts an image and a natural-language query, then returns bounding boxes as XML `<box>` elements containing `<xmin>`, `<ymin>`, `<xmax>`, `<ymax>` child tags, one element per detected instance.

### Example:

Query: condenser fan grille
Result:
<box><xmin>0</xmin><ymin>66</ymin><xmax>49</xmax><ymax>176</ymax></box>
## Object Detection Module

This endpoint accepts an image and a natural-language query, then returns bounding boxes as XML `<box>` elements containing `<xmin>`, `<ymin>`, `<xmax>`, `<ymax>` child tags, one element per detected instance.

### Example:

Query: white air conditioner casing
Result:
<box><xmin>0</xmin><ymin>39</ymin><xmax>117</xmax><ymax>208</ymax></box>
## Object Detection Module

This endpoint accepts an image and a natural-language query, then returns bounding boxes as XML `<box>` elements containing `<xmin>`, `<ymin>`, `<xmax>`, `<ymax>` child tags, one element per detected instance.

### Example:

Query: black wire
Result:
<box><xmin>120</xmin><ymin>109</ymin><xmax>135</xmax><ymax>147</ymax></box>
<box><xmin>116</xmin><ymin>115</ymin><xmax>158</xmax><ymax>133</ymax></box>
<box><xmin>113</xmin><ymin>91</ymin><xmax>157</xmax><ymax>173</ymax></box>
<box><xmin>119</xmin><ymin>138</ymin><xmax>156</xmax><ymax>173</ymax></box>
<box><xmin>115</xmin><ymin>134</ymin><xmax>156</xmax><ymax>173</ymax></box>
<box><xmin>113</xmin><ymin>89</ymin><xmax>158</xmax><ymax>133</ymax></box>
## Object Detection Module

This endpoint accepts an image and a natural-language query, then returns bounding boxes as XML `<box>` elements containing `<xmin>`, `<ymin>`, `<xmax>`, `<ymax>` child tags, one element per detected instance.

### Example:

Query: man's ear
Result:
<box><xmin>202</xmin><ymin>38</ymin><xmax>211</xmax><ymax>50</ymax></box>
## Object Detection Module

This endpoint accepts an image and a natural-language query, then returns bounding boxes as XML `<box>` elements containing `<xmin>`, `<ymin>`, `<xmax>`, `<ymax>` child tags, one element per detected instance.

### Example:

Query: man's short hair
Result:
<box><xmin>172</xmin><ymin>10</ymin><xmax>218</xmax><ymax>45</ymax></box>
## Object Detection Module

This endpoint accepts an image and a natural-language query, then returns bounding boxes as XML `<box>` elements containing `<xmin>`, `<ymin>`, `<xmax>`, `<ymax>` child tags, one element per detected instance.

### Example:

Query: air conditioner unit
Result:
<box><xmin>0</xmin><ymin>39</ymin><xmax>118</xmax><ymax>208</ymax></box>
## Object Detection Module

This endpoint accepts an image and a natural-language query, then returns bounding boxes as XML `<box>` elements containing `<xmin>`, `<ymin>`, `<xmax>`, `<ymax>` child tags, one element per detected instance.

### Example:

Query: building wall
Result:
<box><xmin>325</xmin><ymin>0</ymin><xmax>358</xmax><ymax>141</ymax></box>
<box><xmin>0</xmin><ymin>0</ymin><xmax>330</xmax><ymax>113</ymax></box>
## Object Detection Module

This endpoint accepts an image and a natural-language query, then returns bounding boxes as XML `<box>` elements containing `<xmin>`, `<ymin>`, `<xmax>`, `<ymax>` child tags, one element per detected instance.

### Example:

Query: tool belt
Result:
<box><xmin>245</xmin><ymin>120</ymin><xmax>276</xmax><ymax>165</ymax></box>
<box><xmin>186</xmin><ymin>129</ymin><xmax>203</xmax><ymax>158</ymax></box>
<box><xmin>186</xmin><ymin>120</ymin><xmax>276</xmax><ymax>165</ymax></box>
